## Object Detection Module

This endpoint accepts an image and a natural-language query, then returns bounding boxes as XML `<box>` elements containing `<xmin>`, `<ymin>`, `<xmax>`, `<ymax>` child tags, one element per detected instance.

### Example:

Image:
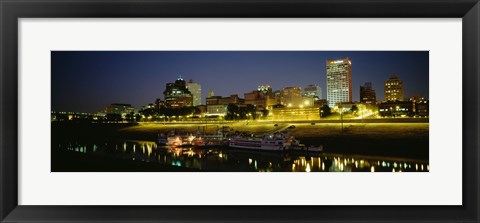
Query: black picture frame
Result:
<box><xmin>1</xmin><ymin>0</ymin><xmax>479</xmax><ymax>222</ymax></box>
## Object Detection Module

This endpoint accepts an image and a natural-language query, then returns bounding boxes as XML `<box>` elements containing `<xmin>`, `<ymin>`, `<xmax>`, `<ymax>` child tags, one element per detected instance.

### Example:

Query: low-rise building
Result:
<box><xmin>244</xmin><ymin>90</ymin><xmax>276</xmax><ymax>109</ymax></box>
<box><xmin>271</xmin><ymin>106</ymin><xmax>321</xmax><ymax>121</ymax></box>
<box><xmin>103</xmin><ymin>103</ymin><xmax>136</xmax><ymax>118</ymax></box>
<box><xmin>205</xmin><ymin>94</ymin><xmax>244</xmax><ymax>116</ymax></box>
<box><xmin>207</xmin><ymin>104</ymin><xmax>228</xmax><ymax>116</ymax></box>
<box><xmin>411</xmin><ymin>96</ymin><xmax>429</xmax><ymax>117</ymax></box>
<box><xmin>378</xmin><ymin>101</ymin><xmax>414</xmax><ymax>117</ymax></box>
<box><xmin>304</xmin><ymin>84</ymin><xmax>322</xmax><ymax>100</ymax></box>
<box><xmin>280</xmin><ymin>86</ymin><xmax>303</xmax><ymax>107</ymax></box>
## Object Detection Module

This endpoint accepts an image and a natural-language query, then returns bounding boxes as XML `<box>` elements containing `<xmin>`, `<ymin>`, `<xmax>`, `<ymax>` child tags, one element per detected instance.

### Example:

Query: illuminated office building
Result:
<box><xmin>360</xmin><ymin>82</ymin><xmax>376</xmax><ymax>104</ymax></box>
<box><xmin>384</xmin><ymin>75</ymin><xmax>403</xmax><ymax>101</ymax></box>
<box><xmin>280</xmin><ymin>86</ymin><xmax>303</xmax><ymax>107</ymax></box>
<box><xmin>326</xmin><ymin>58</ymin><xmax>352</xmax><ymax>107</ymax></box>
<box><xmin>163</xmin><ymin>76</ymin><xmax>193</xmax><ymax>108</ymax></box>
<box><xmin>186</xmin><ymin>79</ymin><xmax>202</xmax><ymax>106</ymax></box>
<box><xmin>304</xmin><ymin>84</ymin><xmax>322</xmax><ymax>100</ymax></box>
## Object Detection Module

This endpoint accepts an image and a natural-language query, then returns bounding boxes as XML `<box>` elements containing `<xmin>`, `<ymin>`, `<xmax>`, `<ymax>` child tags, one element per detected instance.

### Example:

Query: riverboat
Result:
<box><xmin>157</xmin><ymin>132</ymin><xmax>182</xmax><ymax>146</ymax></box>
<box><xmin>158</xmin><ymin>128</ymin><xmax>228</xmax><ymax>147</ymax></box>
<box><xmin>229</xmin><ymin>132</ymin><xmax>322</xmax><ymax>152</ymax></box>
<box><xmin>229</xmin><ymin>132</ymin><xmax>288</xmax><ymax>151</ymax></box>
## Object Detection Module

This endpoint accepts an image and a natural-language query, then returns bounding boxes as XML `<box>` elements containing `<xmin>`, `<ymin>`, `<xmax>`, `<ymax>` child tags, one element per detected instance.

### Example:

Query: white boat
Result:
<box><xmin>191</xmin><ymin>128</ymin><xmax>229</xmax><ymax>146</ymax></box>
<box><xmin>229</xmin><ymin>132</ymin><xmax>323</xmax><ymax>152</ymax></box>
<box><xmin>229</xmin><ymin>132</ymin><xmax>289</xmax><ymax>151</ymax></box>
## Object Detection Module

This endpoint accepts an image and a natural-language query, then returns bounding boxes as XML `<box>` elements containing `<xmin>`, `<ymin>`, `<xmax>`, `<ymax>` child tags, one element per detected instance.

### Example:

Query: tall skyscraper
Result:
<box><xmin>186</xmin><ymin>79</ymin><xmax>202</xmax><ymax>106</ymax></box>
<box><xmin>360</xmin><ymin>82</ymin><xmax>376</xmax><ymax>104</ymax></box>
<box><xmin>384</xmin><ymin>75</ymin><xmax>403</xmax><ymax>101</ymax></box>
<box><xmin>326</xmin><ymin>58</ymin><xmax>352</xmax><ymax>107</ymax></box>
<box><xmin>303</xmin><ymin>84</ymin><xmax>322</xmax><ymax>100</ymax></box>
<box><xmin>163</xmin><ymin>76</ymin><xmax>193</xmax><ymax>108</ymax></box>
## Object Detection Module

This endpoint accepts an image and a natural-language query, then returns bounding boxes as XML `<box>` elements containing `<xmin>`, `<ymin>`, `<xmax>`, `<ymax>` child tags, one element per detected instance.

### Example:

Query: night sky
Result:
<box><xmin>51</xmin><ymin>51</ymin><xmax>429</xmax><ymax>113</ymax></box>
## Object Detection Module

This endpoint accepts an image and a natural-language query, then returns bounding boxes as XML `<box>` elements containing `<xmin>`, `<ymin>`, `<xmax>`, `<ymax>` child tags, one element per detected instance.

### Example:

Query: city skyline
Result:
<box><xmin>52</xmin><ymin>51</ymin><xmax>429</xmax><ymax>113</ymax></box>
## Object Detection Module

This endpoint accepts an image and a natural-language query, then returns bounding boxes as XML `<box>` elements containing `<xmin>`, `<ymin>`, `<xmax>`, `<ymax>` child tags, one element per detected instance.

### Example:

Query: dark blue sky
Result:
<box><xmin>51</xmin><ymin>51</ymin><xmax>429</xmax><ymax>113</ymax></box>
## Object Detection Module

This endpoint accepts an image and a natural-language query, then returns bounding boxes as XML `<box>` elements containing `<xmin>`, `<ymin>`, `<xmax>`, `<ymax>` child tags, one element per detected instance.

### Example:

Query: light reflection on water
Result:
<box><xmin>57</xmin><ymin>140</ymin><xmax>429</xmax><ymax>172</ymax></box>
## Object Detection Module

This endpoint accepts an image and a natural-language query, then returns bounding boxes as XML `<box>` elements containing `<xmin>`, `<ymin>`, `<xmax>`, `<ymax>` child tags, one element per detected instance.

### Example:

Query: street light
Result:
<box><xmin>340</xmin><ymin>110</ymin><xmax>344</xmax><ymax>133</ymax></box>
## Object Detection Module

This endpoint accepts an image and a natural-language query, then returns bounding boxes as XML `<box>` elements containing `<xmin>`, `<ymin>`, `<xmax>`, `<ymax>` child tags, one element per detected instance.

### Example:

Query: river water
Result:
<box><xmin>54</xmin><ymin>140</ymin><xmax>429</xmax><ymax>172</ymax></box>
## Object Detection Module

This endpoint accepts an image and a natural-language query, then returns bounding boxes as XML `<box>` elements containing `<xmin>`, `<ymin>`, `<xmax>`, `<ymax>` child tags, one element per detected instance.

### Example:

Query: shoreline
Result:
<box><xmin>52</xmin><ymin>121</ymin><xmax>429</xmax><ymax>161</ymax></box>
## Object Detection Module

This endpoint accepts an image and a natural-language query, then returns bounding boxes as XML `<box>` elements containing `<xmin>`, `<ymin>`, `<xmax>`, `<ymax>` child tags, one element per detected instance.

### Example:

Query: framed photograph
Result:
<box><xmin>1</xmin><ymin>0</ymin><xmax>478</xmax><ymax>222</ymax></box>
<box><xmin>50</xmin><ymin>50</ymin><xmax>430</xmax><ymax>173</ymax></box>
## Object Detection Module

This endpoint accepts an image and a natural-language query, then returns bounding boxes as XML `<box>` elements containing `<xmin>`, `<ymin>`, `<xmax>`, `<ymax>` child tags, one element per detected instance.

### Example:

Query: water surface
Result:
<box><xmin>53</xmin><ymin>140</ymin><xmax>429</xmax><ymax>172</ymax></box>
